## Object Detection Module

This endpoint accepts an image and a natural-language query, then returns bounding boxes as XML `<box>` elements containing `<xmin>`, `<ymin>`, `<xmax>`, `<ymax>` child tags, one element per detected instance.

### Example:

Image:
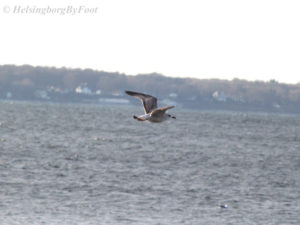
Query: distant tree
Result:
<box><xmin>1</xmin><ymin>64</ymin><xmax>300</xmax><ymax>112</ymax></box>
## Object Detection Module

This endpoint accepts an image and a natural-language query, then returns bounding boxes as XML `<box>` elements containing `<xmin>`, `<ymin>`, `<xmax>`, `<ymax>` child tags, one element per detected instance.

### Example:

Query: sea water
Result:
<box><xmin>0</xmin><ymin>101</ymin><xmax>299</xmax><ymax>225</ymax></box>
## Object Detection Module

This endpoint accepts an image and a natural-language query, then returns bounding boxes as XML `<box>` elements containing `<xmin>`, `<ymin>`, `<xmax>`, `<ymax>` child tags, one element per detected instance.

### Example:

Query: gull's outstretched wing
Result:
<box><xmin>125</xmin><ymin>90</ymin><xmax>157</xmax><ymax>113</ymax></box>
<box><xmin>150</xmin><ymin>106</ymin><xmax>174</xmax><ymax>118</ymax></box>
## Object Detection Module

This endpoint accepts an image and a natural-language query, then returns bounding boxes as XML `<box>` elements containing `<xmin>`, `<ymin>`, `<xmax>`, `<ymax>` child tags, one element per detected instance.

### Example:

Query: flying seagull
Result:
<box><xmin>125</xmin><ymin>90</ymin><xmax>176</xmax><ymax>123</ymax></box>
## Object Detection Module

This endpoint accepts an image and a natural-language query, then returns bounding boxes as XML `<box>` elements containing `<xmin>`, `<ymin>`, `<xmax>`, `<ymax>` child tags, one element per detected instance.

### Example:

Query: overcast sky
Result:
<box><xmin>1</xmin><ymin>0</ymin><xmax>300</xmax><ymax>84</ymax></box>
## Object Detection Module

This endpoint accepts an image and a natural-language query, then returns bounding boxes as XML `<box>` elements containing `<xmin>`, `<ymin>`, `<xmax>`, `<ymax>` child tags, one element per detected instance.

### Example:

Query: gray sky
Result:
<box><xmin>1</xmin><ymin>0</ymin><xmax>300</xmax><ymax>84</ymax></box>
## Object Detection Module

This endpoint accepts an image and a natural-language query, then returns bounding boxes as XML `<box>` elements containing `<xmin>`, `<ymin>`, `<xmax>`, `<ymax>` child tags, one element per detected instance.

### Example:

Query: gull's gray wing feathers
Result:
<box><xmin>125</xmin><ymin>90</ymin><xmax>157</xmax><ymax>113</ymax></box>
<box><xmin>150</xmin><ymin>106</ymin><xmax>174</xmax><ymax>117</ymax></box>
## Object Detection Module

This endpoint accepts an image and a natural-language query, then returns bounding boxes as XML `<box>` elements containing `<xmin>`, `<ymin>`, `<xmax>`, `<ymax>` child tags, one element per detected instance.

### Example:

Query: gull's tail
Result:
<box><xmin>133</xmin><ymin>115</ymin><xmax>146</xmax><ymax>121</ymax></box>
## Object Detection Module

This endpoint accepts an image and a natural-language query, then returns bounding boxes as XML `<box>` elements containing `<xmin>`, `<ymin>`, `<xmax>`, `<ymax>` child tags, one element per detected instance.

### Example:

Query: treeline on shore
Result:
<box><xmin>1</xmin><ymin>64</ymin><xmax>300</xmax><ymax>113</ymax></box>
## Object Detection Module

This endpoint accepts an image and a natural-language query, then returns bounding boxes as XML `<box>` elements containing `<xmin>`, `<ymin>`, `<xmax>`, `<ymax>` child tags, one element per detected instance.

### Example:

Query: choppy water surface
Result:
<box><xmin>0</xmin><ymin>101</ymin><xmax>300</xmax><ymax>225</ymax></box>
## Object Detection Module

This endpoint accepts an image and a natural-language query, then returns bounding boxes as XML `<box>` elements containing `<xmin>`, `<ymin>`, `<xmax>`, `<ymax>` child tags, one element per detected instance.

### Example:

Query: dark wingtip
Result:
<box><xmin>125</xmin><ymin>90</ymin><xmax>136</xmax><ymax>96</ymax></box>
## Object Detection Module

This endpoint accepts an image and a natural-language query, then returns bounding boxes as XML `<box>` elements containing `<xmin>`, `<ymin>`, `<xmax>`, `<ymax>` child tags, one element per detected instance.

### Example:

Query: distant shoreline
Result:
<box><xmin>1</xmin><ymin>64</ymin><xmax>300</xmax><ymax>114</ymax></box>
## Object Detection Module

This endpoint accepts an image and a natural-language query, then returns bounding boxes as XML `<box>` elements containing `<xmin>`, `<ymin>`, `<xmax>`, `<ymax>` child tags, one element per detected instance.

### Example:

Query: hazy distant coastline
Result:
<box><xmin>1</xmin><ymin>64</ymin><xmax>300</xmax><ymax>113</ymax></box>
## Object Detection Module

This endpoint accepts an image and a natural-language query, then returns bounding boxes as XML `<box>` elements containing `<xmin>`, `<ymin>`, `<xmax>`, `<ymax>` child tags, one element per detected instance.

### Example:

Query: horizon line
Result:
<box><xmin>1</xmin><ymin>63</ymin><xmax>299</xmax><ymax>86</ymax></box>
